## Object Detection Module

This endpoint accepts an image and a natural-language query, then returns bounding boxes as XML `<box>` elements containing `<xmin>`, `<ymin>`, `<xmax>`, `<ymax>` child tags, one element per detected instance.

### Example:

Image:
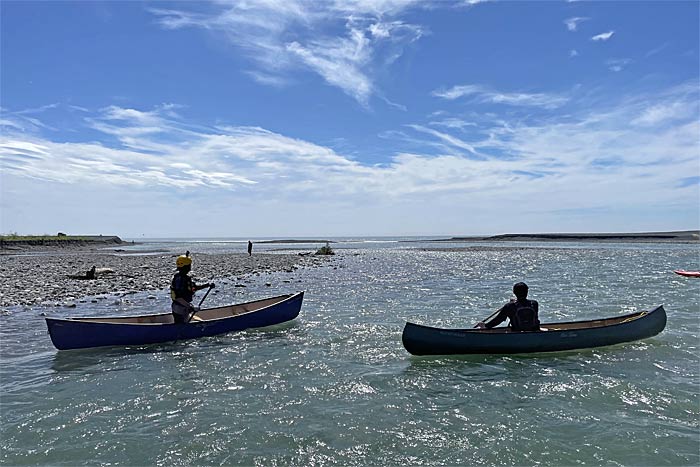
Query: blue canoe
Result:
<box><xmin>402</xmin><ymin>305</ymin><xmax>666</xmax><ymax>355</ymax></box>
<box><xmin>45</xmin><ymin>292</ymin><xmax>304</xmax><ymax>350</ymax></box>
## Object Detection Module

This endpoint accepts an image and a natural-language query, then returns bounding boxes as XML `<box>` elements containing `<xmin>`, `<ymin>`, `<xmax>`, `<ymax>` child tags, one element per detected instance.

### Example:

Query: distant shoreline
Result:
<box><xmin>0</xmin><ymin>235</ymin><xmax>127</xmax><ymax>253</ymax></box>
<box><xmin>422</xmin><ymin>230</ymin><xmax>699</xmax><ymax>244</ymax></box>
<box><xmin>256</xmin><ymin>239</ymin><xmax>334</xmax><ymax>244</ymax></box>
<box><xmin>1</xmin><ymin>231</ymin><xmax>697</xmax><ymax>254</ymax></box>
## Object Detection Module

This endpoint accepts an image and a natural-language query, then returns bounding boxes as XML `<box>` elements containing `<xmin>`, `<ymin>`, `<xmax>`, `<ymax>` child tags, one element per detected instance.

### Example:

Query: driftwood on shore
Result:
<box><xmin>67</xmin><ymin>266</ymin><xmax>115</xmax><ymax>280</ymax></box>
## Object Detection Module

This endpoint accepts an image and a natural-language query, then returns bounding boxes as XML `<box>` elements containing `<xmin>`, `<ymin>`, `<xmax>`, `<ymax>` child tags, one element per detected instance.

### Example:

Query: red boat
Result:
<box><xmin>674</xmin><ymin>270</ymin><xmax>700</xmax><ymax>278</ymax></box>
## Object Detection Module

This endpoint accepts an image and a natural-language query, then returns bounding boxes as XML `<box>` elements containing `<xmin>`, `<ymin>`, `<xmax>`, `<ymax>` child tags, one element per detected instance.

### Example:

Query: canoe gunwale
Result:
<box><xmin>405</xmin><ymin>307</ymin><xmax>658</xmax><ymax>335</ymax></box>
<box><xmin>674</xmin><ymin>270</ymin><xmax>700</xmax><ymax>277</ymax></box>
<box><xmin>46</xmin><ymin>292</ymin><xmax>300</xmax><ymax>326</ymax></box>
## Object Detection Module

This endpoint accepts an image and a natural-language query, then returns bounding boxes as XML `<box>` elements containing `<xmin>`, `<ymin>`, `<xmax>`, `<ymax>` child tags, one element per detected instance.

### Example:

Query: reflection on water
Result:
<box><xmin>50</xmin><ymin>346</ymin><xmax>173</xmax><ymax>373</ymax></box>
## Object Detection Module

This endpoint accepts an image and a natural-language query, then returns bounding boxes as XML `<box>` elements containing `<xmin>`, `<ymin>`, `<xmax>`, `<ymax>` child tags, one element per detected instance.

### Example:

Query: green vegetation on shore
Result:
<box><xmin>315</xmin><ymin>242</ymin><xmax>335</xmax><ymax>255</ymax></box>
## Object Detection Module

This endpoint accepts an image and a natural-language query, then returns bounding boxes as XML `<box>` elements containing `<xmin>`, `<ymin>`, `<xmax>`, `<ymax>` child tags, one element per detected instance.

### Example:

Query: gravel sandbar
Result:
<box><xmin>0</xmin><ymin>251</ymin><xmax>333</xmax><ymax>308</ymax></box>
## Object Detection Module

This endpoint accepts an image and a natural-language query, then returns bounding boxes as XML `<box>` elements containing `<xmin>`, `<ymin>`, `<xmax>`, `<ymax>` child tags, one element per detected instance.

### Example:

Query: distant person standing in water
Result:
<box><xmin>476</xmin><ymin>282</ymin><xmax>540</xmax><ymax>331</ymax></box>
<box><xmin>170</xmin><ymin>252</ymin><xmax>214</xmax><ymax>324</ymax></box>
<box><xmin>248</xmin><ymin>240</ymin><xmax>253</xmax><ymax>256</ymax></box>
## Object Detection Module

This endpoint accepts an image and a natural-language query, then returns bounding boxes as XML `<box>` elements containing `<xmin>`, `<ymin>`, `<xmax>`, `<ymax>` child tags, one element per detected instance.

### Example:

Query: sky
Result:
<box><xmin>1</xmin><ymin>0</ymin><xmax>698</xmax><ymax>238</ymax></box>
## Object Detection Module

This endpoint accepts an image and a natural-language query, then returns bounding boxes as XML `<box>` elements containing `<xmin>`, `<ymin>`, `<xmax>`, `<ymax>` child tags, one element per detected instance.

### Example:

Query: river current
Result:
<box><xmin>1</xmin><ymin>239</ymin><xmax>698</xmax><ymax>465</ymax></box>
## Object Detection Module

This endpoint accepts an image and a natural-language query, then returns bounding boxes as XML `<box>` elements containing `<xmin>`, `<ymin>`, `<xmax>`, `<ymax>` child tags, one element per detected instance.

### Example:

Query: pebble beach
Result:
<box><xmin>0</xmin><ymin>247</ymin><xmax>333</xmax><ymax>308</ymax></box>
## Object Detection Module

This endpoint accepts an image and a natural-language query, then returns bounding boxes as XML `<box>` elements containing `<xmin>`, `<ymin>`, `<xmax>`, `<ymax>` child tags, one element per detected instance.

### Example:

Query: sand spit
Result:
<box><xmin>0</xmin><ymin>235</ymin><xmax>125</xmax><ymax>252</ymax></box>
<box><xmin>428</xmin><ymin>230</ymin><xmax>700</xmax><ymax>243</ymax></box>
<box><xmin>0</xmin><ymin>251</ymin><xmax>334</xmax><ymax>308</ymax></box>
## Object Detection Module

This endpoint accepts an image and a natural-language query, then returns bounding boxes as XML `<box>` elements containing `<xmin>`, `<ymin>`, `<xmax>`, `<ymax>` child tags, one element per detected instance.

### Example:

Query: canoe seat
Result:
<box><xmin>621</xmin><ymin>311</ymin><xmax>646</xmax><ymax>323</ymax></box>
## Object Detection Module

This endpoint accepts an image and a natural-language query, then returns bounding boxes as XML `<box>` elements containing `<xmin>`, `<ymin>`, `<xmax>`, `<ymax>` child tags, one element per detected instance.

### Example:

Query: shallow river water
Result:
<box><xmin>1</xmin><ymin>240</ymin><xmax>698</xmax><ymax>466</ymax></box>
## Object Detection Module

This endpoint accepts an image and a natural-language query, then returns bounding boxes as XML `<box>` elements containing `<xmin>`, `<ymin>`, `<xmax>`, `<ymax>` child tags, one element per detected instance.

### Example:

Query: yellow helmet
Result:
<box><xmin>176</xmin><ymin>254</ymin><xmax>192</xmax><ymax>268</ymax></box>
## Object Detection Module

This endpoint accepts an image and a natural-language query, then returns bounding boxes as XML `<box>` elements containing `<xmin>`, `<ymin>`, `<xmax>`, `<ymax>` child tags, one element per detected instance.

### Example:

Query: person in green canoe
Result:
<box><xmin>476</xmin><ymin>282</ymin><xmax>540</xmax><ymax>331</ymax></box>
<box><xmin>170</xmin><ymin>252</ymin><xmax>214</xmax><ymax>324</ymax></box>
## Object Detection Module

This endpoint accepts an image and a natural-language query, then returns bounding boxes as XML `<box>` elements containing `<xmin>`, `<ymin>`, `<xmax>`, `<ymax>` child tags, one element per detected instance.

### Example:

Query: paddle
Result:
<box><xmin>474</xmin><ymin>308</ymin><xmax>501</xmax><ymax>329</ymax></box>
<box><xmin>187</xmin><ymin>284</ymin><xmax>215</xmax><ymax>323</ymax></box>
<box><xmin>197</xmin><ymin>284</ymin><xmax>215</xmax><ymax>308</ymax></box>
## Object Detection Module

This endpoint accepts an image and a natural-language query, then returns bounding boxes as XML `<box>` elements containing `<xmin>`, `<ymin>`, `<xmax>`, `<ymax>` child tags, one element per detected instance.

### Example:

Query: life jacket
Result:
<box><xmin>510</xmin><ymin>300</ymin><xmax>538</xmax><ymax>331</ymax></box>
<box><xmin>170</xmin><ymin>272</ymin><xmax>195</xmax><ymax>302</ymax></box>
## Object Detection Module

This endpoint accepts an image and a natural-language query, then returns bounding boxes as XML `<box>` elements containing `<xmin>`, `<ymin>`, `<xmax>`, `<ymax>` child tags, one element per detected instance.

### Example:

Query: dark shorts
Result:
<box><xmin>172</xmin><ymin>313</ymin><xmax>186</xmax><ymax>324</ymax></box>
<box><xmin>171</xmin><ymin>301</ymin><xmax>193</xmax><ymax>324</ymax></box>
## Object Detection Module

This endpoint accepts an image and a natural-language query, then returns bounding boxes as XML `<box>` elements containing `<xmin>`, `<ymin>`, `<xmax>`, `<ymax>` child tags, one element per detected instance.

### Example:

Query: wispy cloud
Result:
<box><xmin>286</xmin><ymin>33</ymin><xmax>374</xmax><ymax>107</ymax></box>
<box><xmin>406</xmin><ymin>124</ymin><xmax>483</xmax><ymax>158</ymax></box>
<box><xmin>2</xmin><ymin>82</ymin><xmax>697</xmax><ymax>219</ymax></box>
<box><xmin>149</xmin><ymin>1</ymin><xmax>426</xmax><ymax>107</ymax></box>
<box><xmin>244</xmin><ymin>70</ymin><xmax>290</xmax><ymax>87</ymax></box>
<box><xmin>564</xmin><ymin>16</ymin><xmax>589</xmax><ymax>31</ymax></box>
<box><xmin>631</xmin><ymin>82</ymin><xmax>700</xmax><ymax>126</ymax></box>
<box><xmin>1</xmin><ymin>105</ymin><xmax>364</xmax><ymax>193</ymax></box>
<box><xmin>13</xmin><ymin>103</ymin><xmax>61</xmax><ymax>115</ymax></box>
<box><xmin>428</xmin><ymin>117</ymin><xmax>477</xmax><ymax>130</ymax></box>
<box><xmin>591</xmin><ymin>31</ymin><xmax>615</xmax><ymax>41</ymax></box>
<box><xmin>397</xmin><ymin>82</ymin><xmax>699</xmax><ymax>211</ymax></box>
<box><xmin>645</xmin><ymin>42</ymin><xmax>670</xmax><ymax>58</ymax></box>
<box><xmin>431</xmin><ymin>84</ymin><xmax>568</xmax><ymax>109</ymax></box>
<box><xmin>606</xmin><ymin>58</ymin><xmax>632</xmax><ymax>72</ymax></box>
<box><xmin>0</xmin><ymin>104</ymin><xmax>66</xmax><ymax>132</ymax></box>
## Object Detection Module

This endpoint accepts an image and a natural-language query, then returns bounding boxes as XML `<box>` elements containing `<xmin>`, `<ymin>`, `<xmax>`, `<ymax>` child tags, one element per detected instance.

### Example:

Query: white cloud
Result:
<box><xmin>591</xmin><ymin>31</ymin><xmax>615</xmax><ymax>41</ymax></box>
<box><xmin>429</xmin><ymin>118</ymin><xmax>477</xmax><ymax>130</ymax></box>
<box><xmin>606</xmin><ymin>58</ymin><xmax>632</xmax><ymax>72</ymax></box>
<box><xmin>2</xmin><ymin>84</ymin><xmax>698</xmax><ymax>235</ymax></box>
<box><xmin>645</xmin><ymin>42</ymin><xmax>670</xmax><ymax>58</ymax></box>
<box><xmin>149</xmin><ymin>1</ymin><xmax>425</xmax><ymax>106</ymax></box>
<box><xmin>564</xmin><ymin>17</ymin><xmax>589</xmax><ymax>32</ymax></box>
<box><xmin>0</xmin><ymin>104</ymin><xmax>65</xmax><ymax>133</ymax></box>
<box><xmin>245</xmin><ymin>71</ymin><xmax>290</xmax><ymax>87</ymax></box>
<box><xmin>286</xmin><ymin>33</ymin><xmax>374</xmax><ymax>106</ymax></box>
<box><xmin>0</xmin><ymin>140</ymin><xmax>49</xmax><ymax>156</ymax></box>
<box><xmin>407</xmin><ymin>124</ymin><xmax>482</xmax><ymax>157</ymax></box>
<box><xmin>432</xmin><ymin>84</ymin><xmax>568</xmax><ymax>109</ymax></box>
<box><xmin>482</xmin><ymin>87</ymin><xmax>699</xmax><ymax>179</ymax></box>
<box><xmin>14</xmin><ymin>103</ymin><xmax>61</xmax><ymax>115</ymax></box>
<box><xmin>0</xmin><ymin>118</ymin><xmax>31</xmax><ymax>132</ymax></box>
<box><xmin>569</xmin><ymin>49</ymin><xmax>579</xmax><ymax>58</ymax></box>
<box><xmin>631</xmin><ymin>85</ymin><xmax>699</xmax><ymax>126</ymax></box>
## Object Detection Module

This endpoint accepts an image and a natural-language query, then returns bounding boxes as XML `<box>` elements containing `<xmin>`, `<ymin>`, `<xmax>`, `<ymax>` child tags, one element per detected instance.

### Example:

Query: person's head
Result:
<box><xmin>176</xmin><ymin>253</ymin><xmax>192</xmax><ymax>274</ymax></box>
<box><xmin>513</xmin><ymin>282</ymin><xmax>528</xmax><ymax>299</ymax></box>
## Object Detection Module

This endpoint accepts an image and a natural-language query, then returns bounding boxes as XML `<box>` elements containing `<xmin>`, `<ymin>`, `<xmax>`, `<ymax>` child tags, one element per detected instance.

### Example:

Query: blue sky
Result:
<box><xmin>1</xmin><ymin>0</ymin><xmax>698</xmax><ymax>237</ymax></box>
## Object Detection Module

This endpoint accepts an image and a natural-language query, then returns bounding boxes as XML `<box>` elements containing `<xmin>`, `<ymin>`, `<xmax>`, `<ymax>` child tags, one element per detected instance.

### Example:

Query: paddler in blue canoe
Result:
<box><xmin>170</xmin><ymin>252</ymin><xmax>215</xmax><ymax>323</ymax></box>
